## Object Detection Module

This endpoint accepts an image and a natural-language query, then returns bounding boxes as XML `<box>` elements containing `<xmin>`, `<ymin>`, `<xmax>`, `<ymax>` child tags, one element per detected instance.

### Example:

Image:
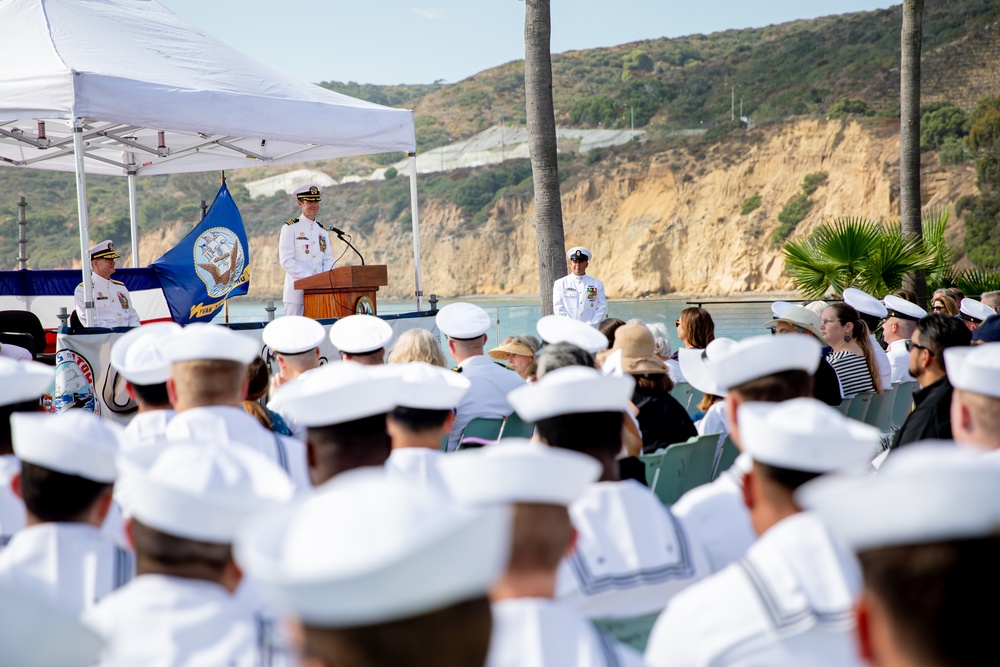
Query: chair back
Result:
<box><xmin>865</xmin><ymin>385</ymin><xmax>896</xmax><ymax>432</ymax></box>
<box><xmin>711</xmin><ymin>435</ymin><xmax>739</xmax><ymax>480</ymax></box>
<box><xmin>669</xmin><ymin>382</ymin><xmax>694</xmax><ymax>410</ymax></box>
<box><xmin>846</xmin><ymin>392</ymin><xmax>875</xmax><ymax>421</ymax></box>
<box><xmin>641</xmin><ymin>434</ymin><xmax>718</xmax><ymax>506</ymax></box>
<box><xmin>501</xmin><ymin>412</ymin><xmax>535</xmax><ymax>439</ymax></box>
<box><xmin>0</xmin><ymin>310</ymin><xmax>47</xmax><ymax>356</ymax></box>
<box><xmin>456</xmin><ymin>417</ymin><xmax>505</xmax><ymax>450</ymax></box>
<box><xmin>591</xmin><ymin>612</ymin><xmax>662</xmax><ymax>653</ymax></box>
<box><xmin>889</xmin><ymin>382</ymin><xmax>918</xmax><ymax>430</ymax></box>
<box><xmin>684</xmin><ymin>387</ymin><xmax>705</xmax><ymax>417</ymax></box>
<box><xmin>836</xmin><ymin>395</ymin><xmax>854</xmax><ymax>416</ymax></box>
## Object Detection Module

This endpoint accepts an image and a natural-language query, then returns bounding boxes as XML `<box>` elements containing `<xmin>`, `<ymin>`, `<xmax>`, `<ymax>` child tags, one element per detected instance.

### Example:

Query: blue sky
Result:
<box><xmin>158</xmin><ymin>1</ymin><xmax>898</xmax><ymax>86</ymax></box>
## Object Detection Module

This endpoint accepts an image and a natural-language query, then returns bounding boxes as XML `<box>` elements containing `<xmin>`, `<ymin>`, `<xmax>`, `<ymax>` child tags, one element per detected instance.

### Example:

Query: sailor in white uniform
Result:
<box><xmin>440</xmin><ymin>441</ymin><xmax>647</xmax><ymax>666</ymax></box>
<box><xmin>508</xmin><ymin>366</ymin><xmax>711</xmax><ymax>623</ymax></box>
<box><xmin>881</xmin><ymin>294</ymin><xmax>924</xmax><ymax>382</ymax></box>
<box><xmin>679</xmin><ymin>338</ymin><xmax>737</xmax><ymax>441</ymax></box>
<box><xmin>536</xmin><ymin>314</ymin><xmax>611</xmax><ymax>355</ymax></box>
<box><xmin>0</xmin><ymin>412</ymin><xmax>133</xmax><ymax>614</ymax></box>
<box><xmin>553</xmin><ymin>247</ymin><xmax>607</xmax><ymax>327</ymax></box>
<box><xmin>843</xmin><ymin>288</ymin><xmax>892</xmax><ymax>390</ymax></box>
<box><xmin>84</xmin><ymin>440</ymin><xmax>295</xmax><ymax>667</ymax></box>
<box><xmin>262</xmin><ymin>315</ymin><xmax>325</xmax><ymax>441</ymax></box>
<box><xmin>645</xmin><ymin>399</ymin><xmax>880</xmax><ymax>667</ymax></box>
<box><xmin>437</xmin><ymin>303</ymin><xmax>525</xmax><ymax>451</ymax></box>
<box><xmin>278</xmin><ymin>185</ymin><xmax>336</xmax><ymax>317</ymax></box>
<box><xmin>1</xmin><ymin>583</ymin><xmax>105</xmax><ymax>667</ymax></box>
<box><xmin>328</xmin><ymin>313</ymin><xmax>394</xmax><ymax>365</ymax></box>
<box><xmin>944</xmin><ymin>343</ymin><xmax>1000</xmax><ymax>453</ymax></box>
<box><xmin>74</xmin><ymin>240</ymin><xmax>141</xmax><ymax>328</ymax></box>
<box><xmin>959</xmin><ymin>297</ymin><xmax>996</xmax><ymax>332</ymax></box>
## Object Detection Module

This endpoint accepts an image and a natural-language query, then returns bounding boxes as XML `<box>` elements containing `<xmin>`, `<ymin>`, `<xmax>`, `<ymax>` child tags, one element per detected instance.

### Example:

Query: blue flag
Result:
<box><xmin>150</xmin><ymin>183</ymin><xmax>251</xmax><ymax>324</ymax></box>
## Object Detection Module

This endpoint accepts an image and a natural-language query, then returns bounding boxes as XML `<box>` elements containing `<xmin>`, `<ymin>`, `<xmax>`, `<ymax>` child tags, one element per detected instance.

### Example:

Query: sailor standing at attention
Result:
<box><xmin>74</xmin><ymin>240</ymin><xmax>140</xmax><ymax>328</ymax></box>
<box><xmin>553</xmin><ymin>247</ymin><xmax>607</xmax><ymax>327</ymax></box>
<box><xmin>279</xmin><ymin>185</ymin><xmax>336</xmax><ymax>317</ymax></box>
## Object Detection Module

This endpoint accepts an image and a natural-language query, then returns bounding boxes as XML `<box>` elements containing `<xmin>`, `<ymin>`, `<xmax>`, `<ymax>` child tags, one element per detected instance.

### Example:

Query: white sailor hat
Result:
<box><xmin>439</xmin><ymin>439</ymin><xmax>600</xmax><ymax>506</ymax></box>
<box><xmin>507</xmin><ymin>365</ymin><xmax>634</xmax><ymax>422</ymax></box>
<box><xmin>234</xmin><ymin>467</ymin><xmax>511</xmax><ymax>626</ymax></box>
<box><xmin>385</xmin><ymin>361</ymin><xmax>471</xmax><ymax>410</ymax></box>
<box><xmin>110</xmin><ymin>322</ymin><xmax>182</xmax><ymax>385</ymax></box>
<box><xmin>705</xmin><ymin>333</ymin><xmax>821</xmax><ymax>392</ymax></box>
<box><xmin>567</xmin><ymin>247</ymin><xmax>592</xmax><ymax>261</ymax></box>
<box><xmin>295</xmin><ymin>184</ymin><xmax>322</xmax><ymax>202</ymax></box>
<box><xmin>276</xmin><ymin>361</ymin><xmax>399</xmax><ymax>427</ymax></box>
<box><xmin>12</xmin><ymin>412</ymin><xmax>120</xmax><ymax>483</ymax></box>
<box><xmin>161</xmin><ymin>323</ymin><xmax>259</xmax><ymax>365</ymax></box>
<box><xmin>263</xmin><ymin>316</ymin><xmax>325</xmax><ymax>355</ymax></box>
<box><xmin>0</xmin><ymin>357</ymin><xmax>54</xmax><ymax>406</ymax></box>
<box><xmin>89</xmin><ymin>240</ymin><xmax>120</xmax><ymax>261</ymax></box>
<box><xmin>739</xmin><ymin>398</ymin><xmax>880</xmax><ymax>473</ymax></box>
<box><xmin>679</xmin><ymin>338</ymin><xmax>737</xmax><ymax>397</ymax></box>
<box><xmin>770</xmin><ymin>301</ymin><xmax>793</xmax><ymax>318</ymax></box>
<box><xmin>843</xmin><ymin>287</ymin><xmax>888</xmax><ymax>319</ymax></box>
<box><xmin>944</xmin><ymin>344</ymin><xmax>1000</xmax><ymax>399</ymax></box>
<box><xmin>882</xmin><ymin>294</ymin><xmax>925</xmax><ymax>321</ymax></box>
<box><xmin>536</xmin><ymin>315</ymin><xmax>608</xmax><ymax>354</ymax></box>
<box><xmin>960</xmin><ymin>297</ymin><xmax>995</xmax><ymax>324</ymax></box>
<box><xmin>122</xmin><ymin>440</ymin><xmax>294</xmax><ymax>544</ymax></box>
<box><xmin>797</xmin><ymin>444</ymin><xmax>1000</xmax><ymax>551</ymax></box>
<box><xmin>765</xmin><ymin>305</ymin><xmax>824</xmax><ymax>341</ymax></box>
<box><xmin>329</xmin><ymin>315</ymin><xmax>393</xmax><ymax>355</ymax></box>
<box><xmin>435</xmin><ymin>303</ymin><xmax>491</xmax><ymax>340</ymax></box>
<box><xmin>0</xmin><ymin>584</ymin><xmax>104</xmax><ymax>666</ymax></box>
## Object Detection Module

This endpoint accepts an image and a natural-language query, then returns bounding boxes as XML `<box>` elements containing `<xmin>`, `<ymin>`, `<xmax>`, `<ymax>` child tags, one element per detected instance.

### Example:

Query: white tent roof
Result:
<box><xmin>0</xmin><ymin>0</ymin><xmax>416</xmax><ymax>176</ymax></box>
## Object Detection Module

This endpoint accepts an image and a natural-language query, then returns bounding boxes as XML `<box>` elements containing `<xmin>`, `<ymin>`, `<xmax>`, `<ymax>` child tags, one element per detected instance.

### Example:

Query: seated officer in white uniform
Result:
<box><xmin>645</xmin><ymin>399</ymin><xmax>880</xmax><ymax>667</ymax></box>
<box><xmin>508</xmin><ymin>366</ymin><xmax>711</xmax><ymax>622</ymax></box>
<box><xmin>235</xmin><ymin>467</ymin><xmax>511</xmax><ymax>667</ymax></box>
<box><xmin>553</xmin><ymin>247</ymin><xmax>607</xmax><ymax>327</ymax></box>
<box><xmin>1</xmin><ymin>583</ymin><xmax>105</xmax><ymax>667</ymax></box>
<box><xmin>161</xmin><ymin>324</ymin><xmax>311</xmax><ymax>491</ymax></box>
<box><xmin>437</xmin><ymin>303</ymin><xmax>525</xmax><ymax>451</ymax></box>
<box><xmin>843</xmin><ymin>288</ymin><xmax>892</xmax><ymax>390</ymax></box>
<box><xmin>0</xmin><ymin>412</ymin><xmax>133</xmax><ymax>614</ymax></box>
<box><xmin>671</xmin><ymin>334</ymin><xmax>822</xmax><ymax>574</ymax></box>
<box><xmin>329</xmin><ymin>314</ymin><xmax>393</xmax><ymax>365</ymax></box>
<box><xmin>277</xmin><ymin>361</ymin><xmax>400</xmax><ymax>486</ymax></box>
<box><xmin>800</xmin><ymin>445</ymin><xmax>1000</xmax><ymax>667</ymax></box>
<box><xmin>944</xmin><ymin>343</ymin><xmax>1000</xmax><ymax>453</ymax></box>
<box><xmin>262</xmin><ymin>315</ymin><xmax>325</xmax><ymax>441</ymax></box>
<box><xmin>85</xmin><ymin>440</ymin><xmax>295</xmax><ymax>667</ymax></box>
<box><xmin>0</xmin><ymin>358</ymin><xmax>54</xmax><ymax>549</ymax></box>
<box><xmin>279</xmin><ymin>185</ymin><xmax>336</xmax><ymax>317</ymax></box>
<box><xmin>440</xmin><ymin>441</ymin><xmax>647</xmax><ymax>667</ymax></box>
<box><xmin>881</xmin><ymin>294</ymin><xmax>923</xmax><ymax>382</ymax></box>
<box><xmin>74</xmin><ymin>240</ymin><xmax>141</xmax><ymax>328</ymax></box>
<box><xmin>384</xmin><ymin>362</ymin><xmax>470</xmax><ymax>493</ymax></box>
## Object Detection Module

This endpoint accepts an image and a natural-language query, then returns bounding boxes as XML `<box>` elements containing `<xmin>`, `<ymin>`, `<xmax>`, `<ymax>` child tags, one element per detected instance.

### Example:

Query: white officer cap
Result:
<box><xmin>770</xmin><ymin>300</ymin><xmax>793</xmax><ymax>318</ymax></box>
<box><xmin>384</xmin><ymin>361</ymin><xmax>471</xmax><ymax>410</ymax></box>
<box><xmin>161</xmin><ymin>323</ymin><xmax>259</xmax><ymax>365</ymax></box>
<box><xmin>567</xmin><ymin>247</ymin><xmax>592</xmax><ymax>261</ymax></box>
<box><xmin>295</xmin><ymin>184</ymin><xmax>322</xmax><ymax>202</ymax></box>
<box><xmin>765</xmin><ymin>305</ymin><xmax>824</xmax><ymax>341</ymax></box>
<box><xmin>89</xmin><ymin>239</ymin><xmax>120</xmax><ymax>261</ymax></box>
<box><xmin>944</xmin><ymin>344</ymin><xmax>1000</xmax><ymax>399</ymax></box>
<box><xmin>797</xmin><ymin>444</ymin><xmax>1000</xmax><ymax>551</ymax></box>
<box><xmin>235</xmin><ymin>467</ymin><xmax>511</xmax><ymax>626</ymax></box>
<box><xmin>435</xmin><ymin>303</ymin><xmax>491</xmax><ymax>340</ymax></box>
<box><xmin>277</xmin><ymin>361</ymin><xmax>399</xmax><ymax>427</ymax></box>
<box><xmin>507</xmin><ymin>365</ymin><xmax>634</xmax><ymax>422</ymax></box>
<box><xmin>329</xmin><ymin>315</ymin><xmax>393</xmax><ymax>355</ymax></box>
<box><xmin>12</xmin><ymin>412</ymin><xmax>120</xmax><ymax>483</ymax></box>
<box><xmin>263</xmin><ymin>316</ymin><xmax>325</xmax><ymax>355</ymax></box>
<box><xmin>0</xmin><ymin>584</ymin><xmax>104</xmax><ymax>666</ymax></box>
<box><xmin>843</xmin><ymin>287</ymin><xmax>888</xmax><ymax>319</ymax></box>
<box><xmin>960</xmin><ymin>297</ymin><xmax>995</xmax><ymax>324</ymax></box>
<box><xmin>882</xmin><ymin>294</ymin><xmax>925</xmax><ymax>321</ymax></box>
<box><xmin>0</xmin><ymin>357</ymin><xmax>54</xmax><ymax>406</ymax></box>
<box><xmin>678</xmin><ymin>338</ymin><xmax>737</xmax><ymax>397</ymax></box>
<box><xmin>706</xmin><ymin>333</ymin><xmax>822</xmax><ymax>392</ymax></box>
<box><xmin>439</xmin><ymin>439</ymin><xmax>600</xmax><ymax>506</ymax></box>
<box><xmin>123</xmin><ymin>440</ymin><xmax>294</xmax><ymax>544</ymax></box>
<box><xmin>739</xmin><ymin>398</ymin><xmax>880</xmax><ymax>473</ymax></box>
<box><xmin>536</xmin><ymin>315</ymin><xmax>608</xmax><ymax>354</ymax></box>
<box><xmin>110</xmin><ymin>322</ymin><xmax>182</xmax><ymax>385</ymax></box>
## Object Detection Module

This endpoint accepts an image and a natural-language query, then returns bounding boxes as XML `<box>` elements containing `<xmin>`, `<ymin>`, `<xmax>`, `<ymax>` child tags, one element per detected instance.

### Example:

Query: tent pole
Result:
<box><xmin>127</xmin><ymin>170</ymin><xmax>139</xmax><ymax>267</ymax></box>
<box><xmin>73</xmin><ymin>121</ymin><xmax>95</xmax><ymax>325</ymax></box>
<box><xmin>407</xmin><ymin>153</ymin><xmax>423</xmax><ymax>311</ymax></box>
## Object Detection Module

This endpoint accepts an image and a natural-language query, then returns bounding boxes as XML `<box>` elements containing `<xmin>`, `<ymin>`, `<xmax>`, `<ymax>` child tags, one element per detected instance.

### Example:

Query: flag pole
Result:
<box><xmin>221</xmin><ymin>170</ymin><xmax>229</xmax><ymax>325</ymax></box>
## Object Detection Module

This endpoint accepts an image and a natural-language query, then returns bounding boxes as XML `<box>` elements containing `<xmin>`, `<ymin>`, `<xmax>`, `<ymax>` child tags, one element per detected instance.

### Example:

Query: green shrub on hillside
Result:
<box><xmin>622</xmin><ymin>49</ymin><xmax>654</xmax><ymax>80</ymax></box>
<box><xmin>828</xmin><ymin>98</ymin><xmax>875</xmax><ymax>119</ymax></box>
<box><xmin>740</xmin><ymin>193</ymin><xmax>762</xmax><ymax>215</ymax></box>
<box><xmin>384</xmin><ymin>167</ymin><xmax>398</xmax><ymax>180</ymax></box>
<box><xmin>774</xmin><ymin>193</ymin><xmax>812</xmax><ymax>243</ymax></box>
<box><xmin>920</xmin><ymin>104</ymin><xmax>968</xmax><ymax>150</ymax></box>
<box><xmin>802</xmin><ymin>171</ymin><xmax>828</xmax><ymax>195</ymax></box>
<box><xmin>938</xmin><ymin>136</ymin><xmax>968</xmax><ymax>164</ymax></box>
<box><xmin>570</xmin><ymin>96</ymin><xmax>619</xmax><ymax>127</ymax></box>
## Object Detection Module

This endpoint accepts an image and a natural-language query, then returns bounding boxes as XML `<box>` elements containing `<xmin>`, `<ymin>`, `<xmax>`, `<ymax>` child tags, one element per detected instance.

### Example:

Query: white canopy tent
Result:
<box><xmin>0</xmin><ymin>0</ymin><xmax>424</xmax><ymax>320</ymax></box>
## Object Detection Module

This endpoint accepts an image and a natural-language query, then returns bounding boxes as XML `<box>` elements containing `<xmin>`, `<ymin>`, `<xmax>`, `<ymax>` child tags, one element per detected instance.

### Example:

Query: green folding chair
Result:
<box><xmin>711</xmin><ymin>435</ymin><xmax>739</xmax><ymax>480</ymax></box>
<box><xmin>456</xmin><ymin>417</ymin><xmax>505</xmax><ymax>450</ymax></box>
<box><xmin>640</xmin><ymin>434</ymin><xmax>718</xmax><ymax>506</ymax></box>
<box><xmin>889</xmin><ymin>381</ymin><xmax>918</xmax><ymax>430</ymax></box>
<box><xmin>500</xmin><ymin>412</ymin><xmax>535</xmax><ymax>439</ymax></box>
<box><xmin>669</xmin><ymin>382</ymin><xmax>694</xmax><ymax>410</ymax></box>
<box><xmin>846</xmin><ymin>392</ymin><xmax>875</xmax><ymax>422</ymax></box>
<box><xmin>591</xmin><ymin>612</ymin><xmax>662</xmax><ymax>653</ymax></box>
<box><xmin>836</xmin><ymin>395</ymin><xmax>854</xmax><ymax>417</ymax></box>
<box><xmin>865</xmin><ymin>385</ymin><xmax>896</xmax><ymax>433</ymax></box>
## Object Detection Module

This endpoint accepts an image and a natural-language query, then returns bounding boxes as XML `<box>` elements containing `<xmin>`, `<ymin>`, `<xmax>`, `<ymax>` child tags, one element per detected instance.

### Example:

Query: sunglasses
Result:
<box><xmin>905</xmin><ymin>340</ymin><xmax>934</xmax><ymax>355</ymax></box>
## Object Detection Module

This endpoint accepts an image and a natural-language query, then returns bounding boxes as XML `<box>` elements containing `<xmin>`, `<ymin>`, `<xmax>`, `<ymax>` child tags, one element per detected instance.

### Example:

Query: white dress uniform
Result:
<box><xmin>74</xmin><ymin>273</ymin><xmax>141</xmax><ymax>327</ymax></box>
<box><xmin>0</xmin><ymin>342</ymin><xmax>32</xmax><ymax>360</ymax></box>
<box><xmin>447</xmin><ymin>355</ymin><xmax>525</xmax><ymax>452</ymax></box>
<box><xmin>557</xmin><ymin>480</ymin><xmax>710</xmax><ymax>619</ymax></box>
<box><xmin>487</xmin><ymin>597</ymin><xmax>646</xmax><ymax>667</ymax></box>
<box><xmin>0</xmin><ymin>523</ymin><xmax>134</xmax><ymax>614</ymax></box>
<box><xmin>644</xmin><ymin>512</ymin><xmax>863</xmax><ymax>667</ymax></box>
<box><xmin>123</xmin><ymin>409</ymin><xmax>175</xmax><ymax>445</ymax></box>
<box><xmin>870</xmin><ymin>334</ymin><xmax>892</xmax><ymax>390</ymax></box>
<box><xmin>553</xmin><ymin>274</ymin><xmax>607</xmax><ymax>326</ymax></box>
<box><xmin>0</xmin><ymin>455</ymin><xmax>25</xmax><ymax>548</ymax></box>
<box><xmin>266</xmin><ymin>382</ymin><xmax>307</xmax><ymax>441</ymax></box>
<box><xmin>278</xmin><ymin>215</ymin><xmax>336</xmax><ymax>315</ymax></box>
<box><xmin>385</xmin><ymin>448</ymin><xmax>448</xmax><ymax>494</ymax></box>
<box><xmin>886</xmin><ymin>339</ymin><xmax>915</xmax><ymax>382</ymax></box>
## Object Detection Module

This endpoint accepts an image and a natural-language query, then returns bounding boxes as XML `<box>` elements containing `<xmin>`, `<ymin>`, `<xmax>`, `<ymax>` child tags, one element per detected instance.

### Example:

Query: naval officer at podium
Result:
<box><xmin>279</xmin><ymin>184</ymin><xmax>336</xmax><ymax>316</ymax></box>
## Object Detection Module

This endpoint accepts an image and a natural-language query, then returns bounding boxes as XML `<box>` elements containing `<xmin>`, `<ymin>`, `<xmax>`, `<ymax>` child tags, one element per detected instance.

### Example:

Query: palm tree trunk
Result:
<box><xmin>900</xmin><ymin>0</ymin><xmax>927</xmax><ymax>302</ymax></box>
<box><xmin>524</xmin><ymin>0</ymin><xmax>566</xmax><ymax>316</ymax></box>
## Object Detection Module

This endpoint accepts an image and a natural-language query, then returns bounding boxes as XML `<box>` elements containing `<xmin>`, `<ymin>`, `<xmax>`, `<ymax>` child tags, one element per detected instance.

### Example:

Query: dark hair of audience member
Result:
<box><xmin>19</xmin><ymin>462</ymin><xmax>111</xmax><ymax>523</ymax></box>
<box><xmin>597</xmin><ymin>318</ymin><xmax>626</xmax><ymax>347</ymax></box>
<box><xmin>388</xmin><ymin>407</ymin><xmax>451</xmax><ymax>434</ymax></box>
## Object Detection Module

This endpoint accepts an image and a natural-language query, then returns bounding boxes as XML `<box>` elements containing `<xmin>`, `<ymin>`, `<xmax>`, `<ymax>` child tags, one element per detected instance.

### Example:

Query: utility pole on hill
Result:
<box><xmin>900</xmin><ymin>0</ymin><xmax>927</xmax><ymax>303</ymax></box>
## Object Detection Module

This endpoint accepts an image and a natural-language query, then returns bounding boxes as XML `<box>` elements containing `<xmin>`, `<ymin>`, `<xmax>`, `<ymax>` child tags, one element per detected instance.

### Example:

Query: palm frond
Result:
<box><xmin>811</xmin><ymin>217</ymin><xmax>883</xmax><ymax>276</ymax></box>
<box><xmin>782</xmin><ymin>238</ymin><xmax>845</xmax><ymax>299</ymax></box>
<box><xmin>921</xmin><ymin>207</ymin><xmax>957</xmax><ymax>289</ymax></box>
<box><xmin>953</xmin><ymin>267</ymin><xmax>1000</xmax><ymax>296</ymax></box>
<box><xmin>858</xmin><ymin>227</ymin><xmax>936</xmax><ymax>296</ymax></box>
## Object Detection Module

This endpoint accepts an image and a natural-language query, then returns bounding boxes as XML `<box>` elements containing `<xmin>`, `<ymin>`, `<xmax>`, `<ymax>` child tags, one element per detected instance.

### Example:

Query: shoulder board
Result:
<box><xmin>77</xmin><ymin>282</ymin><xmax>84</xmax><ymax>288</ymax></box>
<box><xmin>110</xmin><ymin>279</ymin><xmax>125</xmax><ymax>286</ymax></box>
<box><xmin>316</xmin><ymin>222</ymin><xmax>330</xmax><ymax>232</ymax></box>
<box><xmin>451</xmin><ymin>366</ymin><xmax>462</xmax><ymax>373</ymax></box>
<box><xmin>285</xmin><ymin>218</ymin><xmax>299</xmax><ymax>225</ymax></box>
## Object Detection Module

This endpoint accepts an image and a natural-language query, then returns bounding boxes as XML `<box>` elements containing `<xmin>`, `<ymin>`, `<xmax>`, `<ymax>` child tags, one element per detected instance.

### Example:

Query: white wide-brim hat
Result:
<box><xmin>678</xmin><ymin>338</ymin><xmax>736</xmax><ymax>397</ymax></box>
<box><xmin>110</xmin><ymin>322</ymin><xmax>182</xmax><ymax>385</ymax></box>
<box><xmin>12</xmin><ymin>411</ymin><xmax>121</xmax><ymax>483</ymax></box>
<box><xmin>507</xmin><ymin>365</ymin><xmax>633</xmax><ymax>422</ymax></box>
<box><xmin>945</xmin><ymin>344</ymin><xmax>1000</xmax><ymax>399</ymax></box>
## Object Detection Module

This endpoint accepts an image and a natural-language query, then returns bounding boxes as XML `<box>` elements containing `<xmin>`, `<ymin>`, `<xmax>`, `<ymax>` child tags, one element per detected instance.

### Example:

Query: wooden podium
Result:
<box><xmin>295</xmin><ymin>265</ymin><xmax>389</xmax><ymax>319</ymax></box>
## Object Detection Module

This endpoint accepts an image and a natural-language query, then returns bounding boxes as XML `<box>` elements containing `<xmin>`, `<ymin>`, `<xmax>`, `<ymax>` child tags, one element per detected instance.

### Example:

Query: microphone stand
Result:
<box><xmin>337</xmin><ymin>232</ymin><xmax>365</xmax><ymax>266</ymax></box>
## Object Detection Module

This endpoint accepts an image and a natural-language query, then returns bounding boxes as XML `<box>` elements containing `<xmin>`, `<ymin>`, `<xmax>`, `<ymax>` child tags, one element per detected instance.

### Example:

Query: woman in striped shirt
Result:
<box><xmin>820</xmin><ymin>302</ymin><xmax>883</xmax><ymax>397</ymax></box>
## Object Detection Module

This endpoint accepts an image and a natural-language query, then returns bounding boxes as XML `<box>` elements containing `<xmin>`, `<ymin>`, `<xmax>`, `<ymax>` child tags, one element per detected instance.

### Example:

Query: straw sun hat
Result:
<box><xmin>488</xmin><ymin>340</ymin><xmax>536</xmax><ymax>361</ymax></box>
<box><xmin>611</xmin><ymin>324</ymin><xmax>666</xmax><ymax>375</ymax></box>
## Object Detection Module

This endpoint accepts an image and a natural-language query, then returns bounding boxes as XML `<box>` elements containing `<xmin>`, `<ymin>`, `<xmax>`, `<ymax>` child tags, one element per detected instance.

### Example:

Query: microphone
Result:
<box><xmin>331</xmin><ymin>226</ymin><xmax>365</xmax><ymax>266</ymax></box>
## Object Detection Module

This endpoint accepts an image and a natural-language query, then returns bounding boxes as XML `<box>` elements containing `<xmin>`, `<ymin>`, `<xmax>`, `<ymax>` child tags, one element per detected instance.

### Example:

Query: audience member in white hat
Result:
<box><xmin>439</xmin><ymin>442</ymin><xmax>646</xmax><ymax>667</ymax></box>
<box><xmin>1</xmin><ymin>583</ymin><xmax>105</xmax><ymax>667</ymax></box>
<box><xmin>765</xmin><ymin>303</ymin><xmax>844</xmax><ymax>405</ymax></box>
<box><xmin>277</xmin><ymin>361</ymin><xmax>400</xmax><ymax>485</ymax></box>
<box><xmin>110</xmin><ymin>322</ymin><xmax>181</xmax><ymax>446</ymax></box>
<box><xmin>553</xmin><ymin>247</ymin><xmax>606</xmax><ymax>326</ymax></box>
<box><xmin>959</xmin><ymin>297</ymin><xmax>996</xmax><ymax>332</ymax></box>
<box><xmin>235</xmin><ymin>467</ymin><xmax>511</xmax><ymax>666</ymax></box>
<box><xmin>842</xmin><ymin>288</ymin><xmax>892</xmax><ymax>390</ymax></box>
<box><xmin>944</xmin><ymin>343</ymin><xmax>1000</xmax><ymax>452</ymax></box>
<box><xmin>0</xmin><ymin>358</ymin><xmax>54</xmax><ymax>549</ymax></box>
<box><xmin>881</xmin><ymin>294</ymin><xmax>924</xmax><ymax>382</ymax></box>
<box><xmin>262</xmin><ymin>315</ymin><xmax>325</xmax><ymax>441</ymax></box>
<box><xmin>508</xmin><ymin>366</ymin><xmax>711</xmax><ymax>621</ymax></box>
<box><xmin>0</xmin><ymin>412</ymin><xmax>133</xmax><ymax>614</ymax></box>
<box><xmin>84</xmin><ymin>441</ymin><xmax>295</xmax><ymax>667</ymax></box>
<box><xmin>536</xmin><ymin>314</ymin><xmax>610</xmax><ymax>355</ymax></box>
<box><xmin>383</xmin><ymin>362</ymin><xmax>470</xmax><ymax>492</ymax></box>
<box><xmin>679</xmin><ymin>338</ymin><xmax>736</xmax><ymax>440</ymax></box>
<box><xmin>437</xmin><ymin>303</ymin><xmax>524</xmax><ymax>452</ymax></box>
<box><xmin>645</xmin><ymin>399</ymin><xmax>880</xmax><ymax>667</ymax></box>
<box><xmin>161</xmin><ymin>323</ymin><xmax>311</xmax><ymax>490</ymax></box>
<box><xmin>798</xmin><ymin>445</ymin><xmax>1000</xmax><ymax>667</ymax></box>
<box><xmin>328</xmin><ymin>314</ymin><xmax>393</xmax><ymax>365</ymax></box>
<box><xmin>671</xmin><ymin>334</ymin><xmax>822</xmax><ymax>573</ymax></box>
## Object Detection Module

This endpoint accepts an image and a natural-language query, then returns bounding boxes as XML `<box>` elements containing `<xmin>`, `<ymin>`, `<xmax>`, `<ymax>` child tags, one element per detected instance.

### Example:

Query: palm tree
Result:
<box><xmin>900</xmin><ymin>0</ymin><xmax>926</xmax><ymax>302</ymax></box>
